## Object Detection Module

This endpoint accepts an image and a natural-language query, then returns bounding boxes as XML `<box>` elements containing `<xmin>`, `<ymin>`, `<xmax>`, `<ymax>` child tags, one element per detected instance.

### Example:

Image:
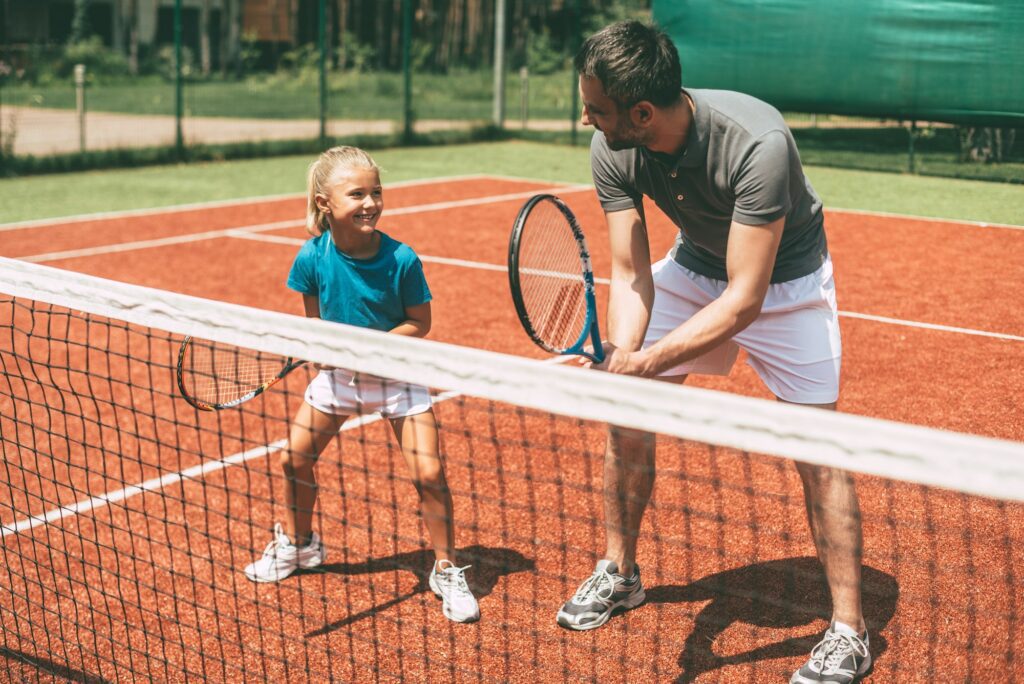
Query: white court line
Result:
<box><xmin>231</xmin><ymin>229</ymin><xmax>1024</xmax><ymax>343</ymax></box>
<box><xmin>0</xmin><ymin>174</ymin><xmax>519</xmax><ymax>232</ymax></box>
<box><xmin>21</xmin><ymin>184</ymin><xmax>592</xmax><ymax>263</ymax></box>
<box><xmin>477</xmin><ymin>174</ymin><xmax>1024</xmax><ymax>231</ymax></box>
<box><xmin>1</xmin><ymin>358</ymin><xmax>565</xmax><ymax>538</ymax></box>
<box><xmin>1</xmin><ymin>410</ymin><xmax>382</xmax><ymax>538</ymax></box>
<box><xmin>229</xmin><ymin>230</ymin><xmax>1024</xmax><ymax>343</ymax></box>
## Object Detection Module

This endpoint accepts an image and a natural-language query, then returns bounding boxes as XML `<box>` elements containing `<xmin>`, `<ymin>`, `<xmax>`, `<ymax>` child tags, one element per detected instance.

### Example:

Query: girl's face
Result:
<box><xmin>316</xmin><ymin>167</ymin><xmax>383</xmax><ymax>236</ymax></box>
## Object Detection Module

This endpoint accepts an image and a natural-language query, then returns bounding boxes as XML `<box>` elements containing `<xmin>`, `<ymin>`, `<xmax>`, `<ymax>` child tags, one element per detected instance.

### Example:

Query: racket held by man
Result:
<box><xmin>508</xmin><ymin>194</ymin><xmax>604</xmax><ymax>363</ymax></box>
<box><xmin>176</xmin><ymin>336</ymin><xmax>305</xmax><ymax>411</ymax></box>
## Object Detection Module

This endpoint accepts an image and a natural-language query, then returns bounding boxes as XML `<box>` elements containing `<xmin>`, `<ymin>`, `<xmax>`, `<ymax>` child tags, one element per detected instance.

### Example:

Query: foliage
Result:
<box><xmin>525</xmin><ymin>30</ymin><xmax>566</xmax><ymax>75</ymax></box>
<box><xmin>336</xmin><ymin>33</ymin><xmax>377</xmax><ymax>73</ymax></box>
<box><xmin>56</xmin><ymin>37</ymin><xmax>131</xmax><ymax>81</ymax></box>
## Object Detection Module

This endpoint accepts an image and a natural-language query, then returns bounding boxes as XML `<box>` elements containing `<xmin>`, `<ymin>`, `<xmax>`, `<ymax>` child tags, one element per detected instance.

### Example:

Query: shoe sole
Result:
<box><xmin>789</xmin><ymin>652</ymin><xmax>873</xmax><ymax>684</ymax></box>
<box><xmin>556</xmin><ymin>588</ymin><xmax>646</xmax><ymax>631</ymax></box>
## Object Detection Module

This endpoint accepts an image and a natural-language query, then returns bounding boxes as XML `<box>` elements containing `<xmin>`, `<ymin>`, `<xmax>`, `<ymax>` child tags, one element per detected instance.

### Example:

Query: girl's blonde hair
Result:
<box><xmin>306</xmin><ymin>146</ymin><xmax>380</xmax><ymax>236</ymax></box>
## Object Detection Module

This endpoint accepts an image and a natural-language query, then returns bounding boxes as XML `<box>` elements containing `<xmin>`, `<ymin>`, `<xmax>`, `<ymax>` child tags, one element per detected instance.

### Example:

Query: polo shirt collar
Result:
<box><xmin>642</xmin><ymin>88</ymin><xmax>708</xmax><ymax>170</ymax></box>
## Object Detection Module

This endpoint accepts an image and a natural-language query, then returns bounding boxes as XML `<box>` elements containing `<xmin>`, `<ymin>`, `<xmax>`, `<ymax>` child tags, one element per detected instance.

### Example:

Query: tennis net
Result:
<box><xmin>1</xmin><ymin>257</ymin><xmax>1022</xmax><ymax>683</ymax></box>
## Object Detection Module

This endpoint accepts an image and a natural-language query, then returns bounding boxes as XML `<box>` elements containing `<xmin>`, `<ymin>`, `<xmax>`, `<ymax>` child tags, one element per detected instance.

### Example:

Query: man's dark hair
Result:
<box><xmin>574</xmin><ymin>20</ymin><xmax>682</xmax><ymax>109</ymax></box>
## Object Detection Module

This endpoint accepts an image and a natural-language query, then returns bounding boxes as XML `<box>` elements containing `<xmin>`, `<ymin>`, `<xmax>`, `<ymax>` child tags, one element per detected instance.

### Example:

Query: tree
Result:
<box><xmin>70</xmin><ymin>0</ymin><xmax>91</xmax><ymax>44</ymax></box>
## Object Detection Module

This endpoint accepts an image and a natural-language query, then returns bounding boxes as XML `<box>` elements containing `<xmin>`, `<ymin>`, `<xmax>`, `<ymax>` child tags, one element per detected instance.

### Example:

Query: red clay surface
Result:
<box><xmin>1</xmin><ymin>176</ymin><xmax>1022</xmax><ymax>683</ymax></box>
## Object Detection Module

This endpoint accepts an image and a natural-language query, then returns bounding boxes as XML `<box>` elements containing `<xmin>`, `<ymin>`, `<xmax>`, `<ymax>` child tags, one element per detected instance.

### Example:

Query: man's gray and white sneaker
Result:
<box><xmin>556</xmin><ymin>559</ymin><xmax>646</xmax><ymax>630</ymax></box>
<box><xmin>429</xmin><ymin>559</ymin><xmax>480</xmax><ymax>623</ymax></box>
<box><xmin>243</xmin><ymin>523</ymin><xmax>326</xmax><ymax>583</ymax></box>
<box><xmin>790</xmin><ymin>624</ymin><xmax>872</xmax><ymax>684</ymax></box>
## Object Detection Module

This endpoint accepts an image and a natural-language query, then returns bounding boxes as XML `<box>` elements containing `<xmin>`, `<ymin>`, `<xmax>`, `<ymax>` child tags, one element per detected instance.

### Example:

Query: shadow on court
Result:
<box><xmin>642</xmin><ymin>557</ymin><xmax>898</xmax><ymax>683</ymax></box>
<box><xmin>0</xmin><ymin>647</ymin><xmax>114</xmax><ymax>684</ymax></box>
<box><xmin>305</xmin><ymin>544</ymin><xmax>534</xmax><ymax>637</ymax></box>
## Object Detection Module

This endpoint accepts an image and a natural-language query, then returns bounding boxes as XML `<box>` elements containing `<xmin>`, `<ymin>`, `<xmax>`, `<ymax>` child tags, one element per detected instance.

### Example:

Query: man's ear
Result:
<box><xmin>631</xmin><ymin>101</ymin><xmax>655</xmax><ymax>127</ymax></box>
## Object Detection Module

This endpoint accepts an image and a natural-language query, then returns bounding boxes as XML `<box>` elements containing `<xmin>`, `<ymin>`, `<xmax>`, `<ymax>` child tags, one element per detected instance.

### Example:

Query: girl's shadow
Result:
<box><xmin>304</xmin><ymin>544</ymin><xmax>533</xmax><ymax>636</ymax></box>
<box><xmin>642</xmin><ymin>557</ymin><xmax>898</xmax><ymax>683</ymax></box>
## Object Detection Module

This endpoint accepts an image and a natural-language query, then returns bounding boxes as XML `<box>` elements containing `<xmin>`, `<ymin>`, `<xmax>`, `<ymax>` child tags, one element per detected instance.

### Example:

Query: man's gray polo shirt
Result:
<box><xmin>591</xmin><ymin>88</ymin><xmax>827</xmax><ymax>283</ymax></box>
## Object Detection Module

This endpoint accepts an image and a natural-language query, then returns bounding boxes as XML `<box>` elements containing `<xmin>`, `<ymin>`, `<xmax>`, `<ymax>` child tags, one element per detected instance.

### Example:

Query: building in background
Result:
<box><xmin>1</xmin><ymin>0</ymin><xmax>311</xmax><ymax>73</ymax></box>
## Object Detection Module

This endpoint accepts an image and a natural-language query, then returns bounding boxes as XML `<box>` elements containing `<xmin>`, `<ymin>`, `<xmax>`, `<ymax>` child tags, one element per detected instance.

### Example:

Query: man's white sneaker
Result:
<box><xmin>428</xmin><ymin>559</ymin><xmax>480</xmax><ymax>623</ymax></box>
<box><xmin>244</xmin><ymin>523</ymin><xmax>325</xmax><ymax>583</ymax></box>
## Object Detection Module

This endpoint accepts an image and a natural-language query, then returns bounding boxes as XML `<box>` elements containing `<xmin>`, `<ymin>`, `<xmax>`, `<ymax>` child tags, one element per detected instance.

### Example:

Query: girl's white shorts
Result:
<box><xmin>305</xmin><ymin>369</ymin><xmax>432</xmax><ymax>418</ymax></box>
<box><xmin>644</xmin><ymin>255</ymin><xmax>842</xmax><ymax>405</ymax></box>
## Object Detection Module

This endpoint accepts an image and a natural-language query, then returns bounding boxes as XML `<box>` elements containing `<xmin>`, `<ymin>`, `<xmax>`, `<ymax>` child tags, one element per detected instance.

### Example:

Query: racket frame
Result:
<box><xmin>508</xmin><ymin>194</ymin><xmax>605</xmax><ymax>363</ymax></box>
<box><xmin>176</xmin><ymin>335</ymin><xmax>305</xmax><ymax>411</ymax></box>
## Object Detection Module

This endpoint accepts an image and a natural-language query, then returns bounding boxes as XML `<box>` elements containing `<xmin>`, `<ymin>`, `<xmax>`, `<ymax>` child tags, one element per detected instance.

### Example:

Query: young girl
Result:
<box><xmin>244</xmin><ymin>146</ymin><xmax>479</xmax><ymax>624</ymax></box>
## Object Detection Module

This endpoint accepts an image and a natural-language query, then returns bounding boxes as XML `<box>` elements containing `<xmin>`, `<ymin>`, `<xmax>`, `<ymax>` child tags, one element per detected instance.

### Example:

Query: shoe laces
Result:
<box><xmin>573</xmin><ymin>567</ymin><xmax>614</xmax><ymax>603</ymax></box>
<box><xmin>436</xmin><ymin>562</ymin><xmax>473</xmax><ymax>596</ymax></box>
<box><xmin>811</xmin><ymin>630</ymin><xmax>868</xmax><ymax>673</ymax></box>
<box><xmin>260</xmin><ymin>524</ymin><xmax>293</xmax><ymax>558</ymax></box>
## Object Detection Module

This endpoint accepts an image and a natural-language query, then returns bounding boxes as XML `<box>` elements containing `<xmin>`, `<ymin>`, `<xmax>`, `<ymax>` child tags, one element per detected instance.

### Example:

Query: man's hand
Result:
<box><xmin>582</xmin><ymin>343</ymin><xmax>652</xmax><ymax>377</ymax></box>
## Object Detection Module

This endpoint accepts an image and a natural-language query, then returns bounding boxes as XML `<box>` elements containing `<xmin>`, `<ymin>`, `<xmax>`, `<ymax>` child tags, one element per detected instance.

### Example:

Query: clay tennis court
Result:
<box><xmin>1</xmin><ymin>175</ymin><xmax>1022</xmax><ymax>682</ymax></box>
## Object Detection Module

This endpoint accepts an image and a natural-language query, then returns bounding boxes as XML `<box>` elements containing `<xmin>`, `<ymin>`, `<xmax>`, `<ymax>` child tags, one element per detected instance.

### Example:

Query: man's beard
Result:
<box><xmin>604</xmin><ymin>122</ymin><xmax>647</xmax><ymax>151</ymax></box>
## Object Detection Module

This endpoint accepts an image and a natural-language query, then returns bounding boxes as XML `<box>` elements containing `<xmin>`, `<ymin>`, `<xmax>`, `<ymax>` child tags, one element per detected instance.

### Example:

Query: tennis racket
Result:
<box><xmin>176</xmin><ymin>336</ymin><xmax>305</xmax><ymax>411</ymax></box>
<box><xmin>508</xmin><ymin>194</ymin><xmax>604</xmax><ymax>363</ymax></box>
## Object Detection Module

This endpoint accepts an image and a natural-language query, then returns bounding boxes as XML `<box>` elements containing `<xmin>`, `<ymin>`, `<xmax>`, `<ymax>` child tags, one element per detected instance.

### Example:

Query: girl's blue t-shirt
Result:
<box><xmin>286</xmin><ymin>230</ymin><xmax>432</xmax><ymax>332</ymax></box>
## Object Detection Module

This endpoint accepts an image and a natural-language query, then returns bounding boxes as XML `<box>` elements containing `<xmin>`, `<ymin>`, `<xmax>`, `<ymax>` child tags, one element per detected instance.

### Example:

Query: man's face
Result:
<box><xmin>578</xmin><ymin>76</ymin><xmax>647</xmax><ymax>151</ymax></box>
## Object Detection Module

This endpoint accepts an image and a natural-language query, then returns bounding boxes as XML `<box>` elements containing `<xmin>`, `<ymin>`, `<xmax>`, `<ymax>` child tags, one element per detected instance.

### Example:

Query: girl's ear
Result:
<box><xmin>315</xmin><ymin>192</ymin><xmax>330</xmax><ymax>212</ymax></box>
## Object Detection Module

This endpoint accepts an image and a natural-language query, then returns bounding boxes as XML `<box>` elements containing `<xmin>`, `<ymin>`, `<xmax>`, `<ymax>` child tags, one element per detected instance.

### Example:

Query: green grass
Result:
<box><xmin>1</xmin><ymin>140</ymin><xmax>1021</xmax><ymax>226</ymax></box>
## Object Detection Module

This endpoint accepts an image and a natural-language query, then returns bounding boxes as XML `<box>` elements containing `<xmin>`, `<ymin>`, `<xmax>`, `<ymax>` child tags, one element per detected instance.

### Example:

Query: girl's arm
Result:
<box><xmin>389</xmin><ymin>302</ymin><xmax>431</xmax><ymax>338</ymax></box>
<box><xmin>302</xmin><ymin>294</ymin><xmax>321</xmax><ymax>319</ymax></box>
<box><xmin>302</xmin><ymin>294</ymin><xmax>337</xmax><ymax>370</ymax></box>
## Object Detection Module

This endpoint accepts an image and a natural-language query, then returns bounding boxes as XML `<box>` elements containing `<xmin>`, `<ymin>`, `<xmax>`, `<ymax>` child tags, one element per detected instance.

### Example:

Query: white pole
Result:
<box><xmin>520</xmin><ymin>65</ymin><xmax>528</xmax><ymax>130</ymax></box>
<box><xmin>74</xmin><ymin>64</ymin><xmax>86</xmax><ymax>153</ymax></box>
<box><xmin>492</xmin><ymin>0</ymin><xmax>506</xmax><ymax>128</ymax></box>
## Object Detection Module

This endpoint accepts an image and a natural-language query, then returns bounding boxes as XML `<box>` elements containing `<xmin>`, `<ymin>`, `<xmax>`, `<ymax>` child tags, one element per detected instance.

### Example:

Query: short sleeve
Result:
<box><xmin>732</xmin><ymin>130</ymin><xmax>791</xmax><ymax>226</ymax></box>
<box><xmin>400</xmin><ymin>254</ymin><xmax>432</xmax><ymax>307</ymax></box>
<box><xmin>286</xmin><ymin>240</ymin><xmax>318</xmax><ymax>295</ymax></box>
<box><xmin>591</xmin><ymin>132</ymin><xmax>642</xmax><ymax>213</ymax></box>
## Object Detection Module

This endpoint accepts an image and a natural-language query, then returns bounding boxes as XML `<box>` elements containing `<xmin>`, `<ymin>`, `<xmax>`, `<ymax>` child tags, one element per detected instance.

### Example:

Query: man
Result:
<box><xmin>555</xmin><ymin>20</ymin><xmax>870</xmax><ymax>684</ymax></box>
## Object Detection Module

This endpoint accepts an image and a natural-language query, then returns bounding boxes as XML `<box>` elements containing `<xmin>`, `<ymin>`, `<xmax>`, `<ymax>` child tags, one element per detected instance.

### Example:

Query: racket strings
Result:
<box><xmin>184</xmin><ymin>340</ymin><xmax>285</xmax><ymax>404</ymax></box>
<box><xmin>517</xmin><ymin>204</ymin><xmax>589</xmax><ymax>351</ymax></box>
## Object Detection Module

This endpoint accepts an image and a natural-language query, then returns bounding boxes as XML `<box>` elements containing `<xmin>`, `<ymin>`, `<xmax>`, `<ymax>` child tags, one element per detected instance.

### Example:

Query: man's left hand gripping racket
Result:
<box><xmin>508</xmin><ymin>194</ymin><xmax>604</xmax><ymax>363</ymax></box>
<box><xmin>177</xmin><ymin>336</ymin><xmax>305</xmax><ymax>411</ymax></box>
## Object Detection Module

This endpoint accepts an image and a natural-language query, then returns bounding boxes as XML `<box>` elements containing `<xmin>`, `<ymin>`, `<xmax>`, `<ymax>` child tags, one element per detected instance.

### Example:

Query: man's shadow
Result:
<box><xmin>305</xmin><ymin>544</ymin><xmax>533</xmax><ymax>637</ymax></box>
<box><xmin>642</xmin><ymin>557</ymin><xmax>898</xmax><ymax>683</ymax></box>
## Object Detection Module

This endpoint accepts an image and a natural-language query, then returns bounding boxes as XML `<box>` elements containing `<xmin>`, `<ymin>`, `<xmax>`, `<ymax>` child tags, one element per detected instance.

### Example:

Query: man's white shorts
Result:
<box><xmin>304</xmin><ymin>369</ymin><xmax>433</xmax><ymax>418</ymax></box>
<box><xmin>644</xmin><ymin>255</ymin><xmax>842</xmax><ymax>405</ymax></box>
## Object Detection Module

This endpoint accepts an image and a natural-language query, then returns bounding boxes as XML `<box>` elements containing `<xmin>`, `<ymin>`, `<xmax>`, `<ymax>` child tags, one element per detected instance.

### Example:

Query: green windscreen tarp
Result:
<box><xmin>652</xmin><ymin>0</ymin><xmax>1024</xmax><ymax>126</ymax></box>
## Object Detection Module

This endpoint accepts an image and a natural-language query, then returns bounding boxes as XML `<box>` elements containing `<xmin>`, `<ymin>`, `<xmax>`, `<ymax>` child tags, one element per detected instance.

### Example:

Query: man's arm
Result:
<box><xmin>596</xmin><ymin>207</ymin><xmax>654</xmax><ymax>368</ymax></box>
<box><xmin>613</xmin><ymin>216</ymin><xmax>784</xmax><ymax>377</ymax></box>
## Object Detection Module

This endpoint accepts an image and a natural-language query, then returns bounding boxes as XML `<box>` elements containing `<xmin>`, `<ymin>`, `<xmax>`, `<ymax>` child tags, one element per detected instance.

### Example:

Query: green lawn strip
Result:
<box><xmin>1</xmin><ymin>141</ymin><xmax>1021</xmax><ymax>226</ymax></box>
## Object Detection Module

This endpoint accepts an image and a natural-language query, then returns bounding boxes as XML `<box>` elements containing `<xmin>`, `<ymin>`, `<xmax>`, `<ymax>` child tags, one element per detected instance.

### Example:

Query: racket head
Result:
<box><xmin>508</xmin><ymin>194</ymin><xmax>604</xmax><ymax>362</ymax></box>
<box><xmin>176</xmin><ymin>336</ymin><xmax>304</xmax><ymax>411</ymax></box>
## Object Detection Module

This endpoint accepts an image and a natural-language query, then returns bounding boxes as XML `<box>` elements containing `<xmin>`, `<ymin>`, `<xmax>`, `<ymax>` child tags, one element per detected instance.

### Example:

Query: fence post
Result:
<box><xmin>492</xmin><ymin>0</ymin><xmax>506</xmax><ymax>128</ymax></box>
<box><xmin>520</xmin><ymin>66</ymin><xmax>528</xmax><ymax>131</ymax></box>
<box><xmin>569</xmin><ymin>0</ymin><xmax>580</xmax><ymax>145</ymax></box>
<box><xmin>319</xmin><ymin>0</ymin><xmax>327</xmax><ymax>147</ymax></box>
<box><xmin>908</xmin><ymin>120</ymin><xmax>917</xmax><ymax>173</ymax></box>
<box><xmin>74</xmin><ymin>64</ymin><xmax>87</xmax><ymax>154</ymax></box>
<box><xmin>174</xmin><ymin>0</ymin><xmax>183</xmax><ymax>161</ymax></box>
<box><xmin>402</xmin><ymin>0</ymin><xmax>413</xmax><ymax>141</ymax></box>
